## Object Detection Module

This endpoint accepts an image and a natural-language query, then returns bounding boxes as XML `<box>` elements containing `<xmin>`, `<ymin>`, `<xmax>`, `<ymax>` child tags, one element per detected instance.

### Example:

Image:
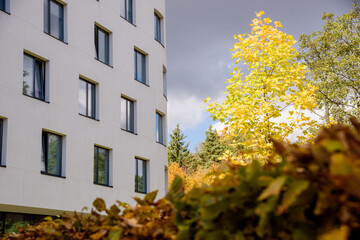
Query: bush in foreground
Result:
<box><xmin>4</xmin><ymin>118</ymin><xmax>360</xmax><ymax>239</ymax></box>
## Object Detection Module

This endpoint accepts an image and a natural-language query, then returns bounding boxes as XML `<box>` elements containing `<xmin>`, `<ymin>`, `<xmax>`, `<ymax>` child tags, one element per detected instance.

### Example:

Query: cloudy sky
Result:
<box><xmin>165</xmin><ymin>0</ymin><xmax>354</xmax><ymax>151</ymax></box>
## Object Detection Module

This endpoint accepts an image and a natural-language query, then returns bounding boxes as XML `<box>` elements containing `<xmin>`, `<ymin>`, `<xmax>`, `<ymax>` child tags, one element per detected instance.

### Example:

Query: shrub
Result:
<box><xmin>3</xmin><ymin>118</ymin><xmax>360</xmax><ymax>239</ymax></box>
<box><xmin>3</xmin><ymin>221</ymin><xmax>28</xmax><ymax>235</ymax></box>
<box><xmin>2</xmin><ymin>192</ymin><xmax>176</xmax><ymax>240</ymax></box>
<box><xmin>169</xmin><ymin>117</ymin><xmax>360</xmax><ymax>240</ymax></box>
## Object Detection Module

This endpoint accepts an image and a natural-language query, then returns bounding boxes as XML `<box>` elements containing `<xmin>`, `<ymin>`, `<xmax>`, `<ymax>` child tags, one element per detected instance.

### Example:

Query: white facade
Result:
<box><xmin>0</xmin><ymin>0</ymin><xmax>167</xmax><ymax>217</ymax></box>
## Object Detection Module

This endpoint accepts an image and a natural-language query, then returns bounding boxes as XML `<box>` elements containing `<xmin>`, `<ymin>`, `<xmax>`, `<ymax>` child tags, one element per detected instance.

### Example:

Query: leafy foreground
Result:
<box><xmin>4</xmin><ymin>119</ymin><xmax>360</xmax><ymax>240</ymax></box>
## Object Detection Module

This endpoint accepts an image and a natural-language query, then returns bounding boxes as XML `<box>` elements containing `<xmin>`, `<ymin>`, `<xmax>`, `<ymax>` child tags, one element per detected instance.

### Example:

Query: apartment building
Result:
<box><xmin>0</xmin><ymin>0</ymin><xmax>167</xmax><ymax>228</ymax></box>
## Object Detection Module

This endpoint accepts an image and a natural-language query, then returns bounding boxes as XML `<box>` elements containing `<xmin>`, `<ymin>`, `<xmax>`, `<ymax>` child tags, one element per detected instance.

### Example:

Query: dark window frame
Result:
<box><xmin>0</xmin><ymin>119</ymin><xmax>3</xmax><ymax>167</ymax></box>
<box><xmin>94</xmin><ymin>146</ymin><xmax>110</xmax><ymax>186</ymax></box>
<box><xmin>44</xmin><ymin>0</ymin><xmax>65</xmax><ymax>42</ymax></box>
<box><xmin>134</xmin><ymin>50</ymin><xmax>147</xmax><ymax>84</ymax></box>
<box><xmin>123</xmin><ymin>0</ymin><xmax>133</xmax><ymax>23</ymax></box>
<box><xmin>135</xmin><ymin>158</ymin><xmax>147</xmax><ymax>194</ymax></box>
<box><xmin>163</xmin><ymin>67</ymin><xmax>167</xmax><ymax>98</ymax></box>
<box><xmin>121</xmin><ymin>97</ymin><xmax>135</xmax><ymax>133</ymax></box>
<box><xmin>79</xmin><ymin>79</ymin><xmax>96</xmax><ymax>119</ymax></box>
<box><xmin>41</xmin><ymin>131</ymin><xmax>63</xmax><ymax>177</ymax></box>
<box><xmin>156</xmin><ymin>112</ymin><xmax>164</xmax><ymax>144</ymax></box>
<box><xmin>94</xmin><ymin>25</ymin><xmax>110</xmax><ymax>66</ymax></box>
<box><xmin>165</xmin><ymin>166</ymin><xmax>168</xmax><ymax>194</ymax></box>
<box><xmin>154</xmin><ymin>12</ymin><xmax>162</xmax><ymax>43</ymax></box>
<box><xmin>23</xmin><ymin>53</ymin><xmax>46</xmax><ymax>102</ymax></box>
<box><xmin>0</xmin><ymin>0</ymin><xmax>9</xmax><ymax>14</ymax></box>
<box><xmin>0</xmin><ymin>0</ymin><xmax>5</xmax><ymax>12</ymax></box>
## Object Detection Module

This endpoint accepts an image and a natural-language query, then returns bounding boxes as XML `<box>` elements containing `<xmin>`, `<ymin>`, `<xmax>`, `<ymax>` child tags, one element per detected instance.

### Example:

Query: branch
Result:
<box><xmin>317</xmin><ymin>89</ymin><xmax>357</xmax><ymax>109</ymax></box>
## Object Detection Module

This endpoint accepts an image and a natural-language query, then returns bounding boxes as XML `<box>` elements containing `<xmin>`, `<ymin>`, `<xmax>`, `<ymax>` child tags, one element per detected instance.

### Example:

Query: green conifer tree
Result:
<box><xmin>168</xmin><ymin>124</ymin><xmax>194</xmax><ymax>167</ymax></box>
<box><xmin>197</xmin><ymin>125</ymin><xmax>226</xmax><ymax>168</ymax></box>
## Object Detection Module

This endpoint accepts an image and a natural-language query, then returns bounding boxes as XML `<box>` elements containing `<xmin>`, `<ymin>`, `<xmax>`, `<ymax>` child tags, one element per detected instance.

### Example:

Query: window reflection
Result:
<box><xmin>94</xmin><ymin>146</ymin><xmax>110</xmax><ymax>186</ymax></box>
<box><xmin>41</xmin><ymin>132</ymin><xmax>62</xmax><ymax>177</ymax></box>
<box><xmin>95</xmin><ymin>26</ymin><xmax>110</xmax><ymax>65</ymax></box>
<box><xmin>135</xmin><ymin>158</ymin><xmax>147</xmax><ymax>193</ymax></box>
<box><xmin>44</xmin><ymin>0</ymin><xmax>64</xmax><ymax>41</ymax></box>
<box><xmin>121</xmin><ymin>97</ymin><xmax>135</xmax><ymax>132</ymax></box>
<box><xmin>79</xmin><ymin>79</ymin><xmax>96</xmax><ymax>119</ymax></box>
<box><xmin>23</xmin><ymin>54</ymin><xmax>45</xmax><ymax>101</ymax></box>
<box><xmin>134</xmin><ymin>50</ymin><xmax>146</xmax><ymax>84</ymax></box>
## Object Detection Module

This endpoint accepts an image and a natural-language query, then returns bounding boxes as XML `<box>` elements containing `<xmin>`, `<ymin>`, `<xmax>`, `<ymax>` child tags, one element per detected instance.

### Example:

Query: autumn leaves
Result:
<box><xmin>206</xmin><ymin>11</ymin><xmax>318</xmax><ymax>163</ymax></box>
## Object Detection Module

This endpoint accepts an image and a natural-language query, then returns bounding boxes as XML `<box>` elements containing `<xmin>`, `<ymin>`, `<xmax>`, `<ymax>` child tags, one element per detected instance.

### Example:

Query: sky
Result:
<box><xmin>165</xmin><ymin>0</ymin><xmax>355</xmax><ymax>151</ymax></box>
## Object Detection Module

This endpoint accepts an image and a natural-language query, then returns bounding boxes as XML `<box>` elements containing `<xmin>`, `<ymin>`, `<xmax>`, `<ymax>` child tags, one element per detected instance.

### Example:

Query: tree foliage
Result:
<box><xmin>299</xmin><ymin>3</ymin><xmax>360</xmax><ymax>124</ymax></box>
<box><xmin>4</xmin><ymin>118</ymin><xmax>360</xmax><ymax>240</ymax></box>
<box><xmin>170</xmin><ymin>117</ymin><xmax>360</xmax><ymax>240</ymax></box>
<box><xmin>206</xmin><ymin>12</ymin><xmax>318</xmax><ymax>162</ymax></box>
<box><xmin>168</xmin><ymin>162</ymin><xmax>211</xmax><ymax>191</ymax></box>
<box><xmin>168</xmin><ymin>124</ymin><xmax>194</xmax><ymax>168</ymax></box>
<box><xmin>196</xmin><ymin>125</ymin><xmax>226</xmax><ymax>169</ymax></box>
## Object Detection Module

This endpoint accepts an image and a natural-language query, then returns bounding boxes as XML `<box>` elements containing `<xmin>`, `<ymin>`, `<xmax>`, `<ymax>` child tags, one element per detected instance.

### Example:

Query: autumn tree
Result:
<box><xmin>196</xmin><ymin>125</ymin><xmax>226</xmax><ymax>169</ymax></box>
<box><xmin>168</xmin><ymin>123</ymin><xmax>194</xmax><ymax>168</ymax></box>
<box><xmin>298</xmin><ymin>3</ymin><xmax>360</xmax><ymax>124</ymax></box>
<box><xmin>206</xmin><ymin>11</ymin><xmax>318</xmax><ymax>163</ymax></box>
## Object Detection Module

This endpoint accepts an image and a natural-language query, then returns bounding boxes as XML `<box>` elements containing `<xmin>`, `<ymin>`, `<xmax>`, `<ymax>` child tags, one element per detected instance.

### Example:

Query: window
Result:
<box><xmin>134</xmin><ymin>50</ymin><xmax>146</xmax><ymax>84</ymax></box>
<box><xmin>165</xmin><ymin>166</ymin><xmax>168</xmax><ymax>194</ymax></box>
<box><xmin>0</xmin><ymin>0</ymin><xmax>5</xmax><ymax>12</ymax></box>
<box><xmin>135</xmin><ymin>158</ymin><xmax>147</xmax><ymax>193</ymax></box>
<box><xmin>94</xmin><ymin>146</ymin><xmax>110</xmax><ymax>186</ymax></box>
<box><xmin>163</xmin><ymin>66</ymin><xmax>167</xmax><ymax>97</ymax></box>
<box><xmin>121</xmin><ymin>0</ymin><xmax>134</xmax><ymax>24</ymax></box>
<box><xmin>41</xmin><ymin>131</ymin><xmax>63</xmax><ymax>177</ymax></box>
<box><xmin>0</xmin><ymin>119</ymin><xmax>3</xmax><ymax>166</ymax></box>
<box><xmin>121</xmin><ymin>97</ymin><xmax>135</xmax><ymax>133</ymax></box>
<box><xmin>79</xmin><ymin>79</ymin><xmax>96</xmax><ymax>119</ymax></box>
<box><xmin>23</xmin><ymin>54</ymin><xmax>46</xmax><ymax>101</ymax></box>
<box><xmin>0</xmin><ymin>0</ymin><xmax>9</xmax><ymax>13</ymax></box>
<box><xmin>44</xmin><ymin>0</ymin><xmax>65</xmax><ymax>41</ymax></box>
<box><xmin>156</xmin><ymin>112</ymin><xmax>165</xmax><ymax>144</ymax></box>
<box><xmin>154</xmin><ymin>12</ymin><xmax>163</xmax><ymax>43</ymax></box>
<box><xmin>95</xmin><ymin>26</ymin><xmax>110</xmax><ymax>65</ymax></box>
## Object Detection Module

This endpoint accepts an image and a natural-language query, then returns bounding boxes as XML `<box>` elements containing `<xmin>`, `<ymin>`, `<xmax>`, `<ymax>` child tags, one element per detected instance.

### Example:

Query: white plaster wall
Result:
<box><xmin>0</xmin><ymin>0</ymin><xmax>167</xmax><ymax>215</ymax></box>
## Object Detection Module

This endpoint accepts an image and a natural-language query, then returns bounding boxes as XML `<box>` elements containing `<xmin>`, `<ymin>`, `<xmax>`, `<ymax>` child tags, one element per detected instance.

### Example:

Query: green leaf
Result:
<box><xmin>278</xmin><ymin>179</ymin><xmax>309</xmax><ymax>213</ymax></box>
<box><xmin>257</xmin><ymin>176</ymin><xmax>274</xmax><ymax>187</ymax></box>
<box><xmin>44</xmin><ymin>216</ymin><xmax>53</xmax><ymax>221</ymax></box>
<box><xmin>258</xmin><ymin>176</ymin><xmax>287</xmax><ymax>201</ymax></box>
<box><xmin>170</xmin><ymin>175</ymin><xmax>183</xmax><ymax>193</ymax></box>
<box><xmin>108</xmin><ymin>230</ymin><xmax>122</xmax><ymax>240</ymax></box>
<box><xmin>144</xmin><ymin>190</ymin><xmax>158</xmax><ymax>203</ymax></box>
<box><xmin>133</xmin><ymin>197</ymin><xmax>146</xmax><ymax>206</ymax></box>
<box><xmin>321</xmin><ymin>139</ymin><xmax>343</xmax><ymax>152</ymax></box>
<box><xmin>245</xmin><ymin>160</ymin><xmax>261</xmax><ymax>182</ymax></box>
<box><xmin>255</xmin><ymin>196</ymin><xmax>279</xmax><ymax>237</ymax></box>
<box><xmin>201</xmin><ymin>199</ymin><xmax>229</xmax><ymax>221</ymax></box>
<box><xmin>167</xmin><ymin>175</ymin><xmax>185</xmax><ymax>202</ymax></box>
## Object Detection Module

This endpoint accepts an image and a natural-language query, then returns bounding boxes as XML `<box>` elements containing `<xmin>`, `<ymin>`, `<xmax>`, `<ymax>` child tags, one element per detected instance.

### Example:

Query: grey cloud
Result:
<box><xmin>166</xmin><ymin>0</ymin><xmax>353</xmax><ymax>100</ymax></box>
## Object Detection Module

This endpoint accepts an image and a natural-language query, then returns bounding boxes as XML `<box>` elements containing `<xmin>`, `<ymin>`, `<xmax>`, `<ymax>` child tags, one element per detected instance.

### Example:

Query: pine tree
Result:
<box><xmin>168</xmin><ymin>124</ymin><xmax>194</xmax><ymax>167</ymax></box>
<box><xmin>197</xmin><ymin>125</ymin><xmax>226</xmax><ymax>168</ymax></box>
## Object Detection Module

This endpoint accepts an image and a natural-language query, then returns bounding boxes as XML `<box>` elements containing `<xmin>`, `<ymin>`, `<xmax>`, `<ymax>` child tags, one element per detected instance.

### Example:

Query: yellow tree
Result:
<box><xmin>206</xmin><ymin>12</ymin><xmax>318</xmax><ymax>163</ymax></box>
<box><xmin>168</xmin><ymin>162</ymin><xmax>213</xmax><ymax>191</ymax></box>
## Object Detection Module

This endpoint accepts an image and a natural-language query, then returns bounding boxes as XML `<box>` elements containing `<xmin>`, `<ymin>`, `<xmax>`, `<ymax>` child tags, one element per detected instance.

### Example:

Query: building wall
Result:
<box><xmin>0</xmin><ymin>0</ymin><xmax>167</xmax><ymax>216</ymax></box>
